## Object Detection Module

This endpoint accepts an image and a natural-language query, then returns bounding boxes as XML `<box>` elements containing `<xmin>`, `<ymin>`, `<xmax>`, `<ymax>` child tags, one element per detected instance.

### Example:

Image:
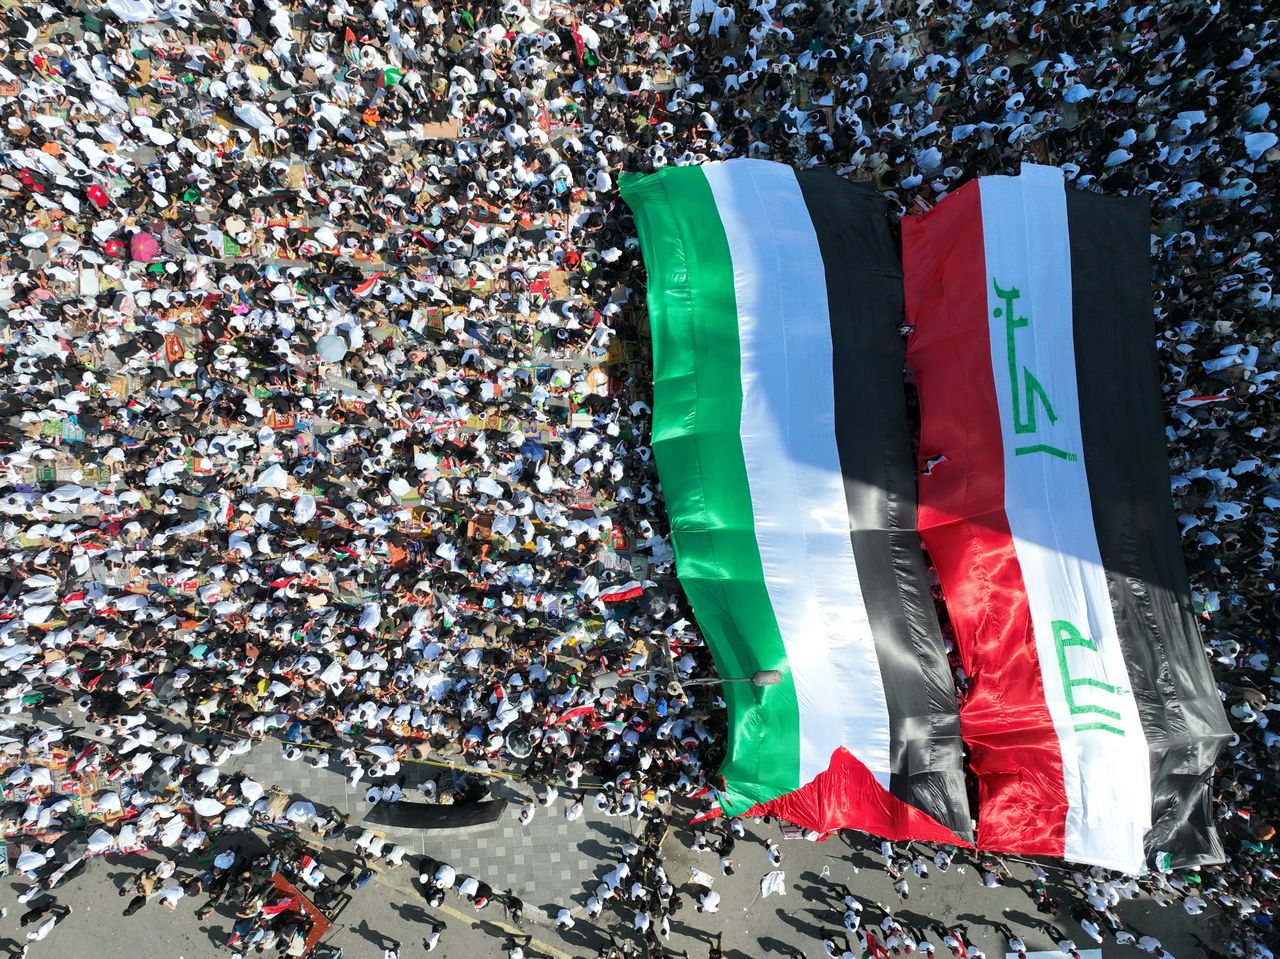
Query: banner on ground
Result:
<box><xmin>904</xmin><ymin>162</ymin><xmax>1231</xmax><ymax>872</ymax></box>
<box><xmin>621</xmin><ymin>159</ymin><xmax>972</xmax><ymax>845</ymax></box>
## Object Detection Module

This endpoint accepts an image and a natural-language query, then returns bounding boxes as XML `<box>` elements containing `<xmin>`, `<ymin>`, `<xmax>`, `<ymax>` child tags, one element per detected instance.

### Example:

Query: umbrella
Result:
<box><xmin>233</xmin><ymin>102</ymin><xmax>273</xmax><ymax>131</ymax></box>
<box><xmin>316</xmin><ymin>335</ymin><xmax>348</xmax><ymax>363</ymax></box>
<box><xmin>54</xmin><ymin>831</ymin><xmax>90</xmax><ymax>861</ymax></box>
<box><xmin>285</xmin><ymin>801</ymin><xmax>315</xmax><ymax>823</ymax></box>
<box><xmin>1</xmin><ymin>802</ymin><xmax>26</xmax><ymax>822</ymax></box>
<box><xmin>117</xmin><ymin>823</ymin><xmax>139</xmax><ymax>850</ymax></box>
<box><xmin>87</xmin><ymin>829</ymin><xmax>116</xmax><ymax>854</ymax></box>
<box><xmin>293</xmin><ymin>494</ymin><xmax>317</xmax><ymax>524</ymax></box>
<box><xmin>151</xmin><ymin>674</ymin><xmax>178</xmax><ymax>702</ymax></box>
<box><xmin>505</xmin><ymin>730</ymin><xmax>533</xmax><ymax>759</ymax></box>
<box><xmin>1244</xmin><ymin>131</ymin><xmax>1278</xmax><ymax>161</ymax></box>
<box><xmin>257</xmin><ymin>464</ymin><xmax>290</xmax><ymax>489</ymax></box>
<box><xmin>142</xmin><ymin>766</ymin><xmax>172</xmax><ymax>793</ymax></box>
<box><xmin>105</xmin><ymin>0</ymin><xmax>155</xmax><ymax>21</ymax></box>
<box><xmin>94</xmin><ymin>791</ymin><xmax>123</xmax><ymax>814</ymax></box>
<box><xmin>22</xmin><ymin>606</ymin><xmax>53</xmax><ymax>625</ymax></box>
<box><xmin>16</xmin><ymin>850</ymin><xmax>47</xmax><ymax>873</ymax></box>
<box><xmin>193</xmin><ymin>797</ymin><xmax>226</xmax><ymax>817</ymax></box>
<box><xmin>130</xmin><ymin>232</ymin><xmax>160</xmax><ymax>262</ymax></box>
<box><xmin>159</xmin><ymin>816</ymin><xmax>185</xmax><ymax>845</ymax></box>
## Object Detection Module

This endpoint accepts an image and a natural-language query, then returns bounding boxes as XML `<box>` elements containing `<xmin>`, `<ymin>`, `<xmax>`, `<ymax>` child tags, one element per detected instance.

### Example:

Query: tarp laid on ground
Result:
<box><xmin>622</xmin><ymin>158</ymin><xmax>972</xmax><ymax>846</ymax></box>
<box><xmin>904</xmin><ymin>162</ymin><xmax>1232</xmax><ymax>873</ymax></box>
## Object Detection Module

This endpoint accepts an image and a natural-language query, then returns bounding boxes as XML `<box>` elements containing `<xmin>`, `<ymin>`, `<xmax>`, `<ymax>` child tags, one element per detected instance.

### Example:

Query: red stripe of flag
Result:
<box><xmin>353</xmin><ymin>272</ymin><xmax>383</xmax><ymax>297</ymax></box>
<box><xmin>903</xmin><ymin>181</ymin><xmax>1069</xmax><ymax>857</ymax></box>
<box><xmin>552</xmin><ymin>705</ymin><xmax>595</xmax><ymax>725</ymax></box>
<box><xmin>1176</xmin><ymin>389</ymin><xmax>1232</xmax><ymax>407</ymax></box>
<box><xmin>599</xmin><ymin>581</ymin><xmax>645</xmax><ymax>603</ymax></box>
<box><xmin>744</xmin><ymin>747</ymin><xmax>971</xmax><ymax>845</ymax></box>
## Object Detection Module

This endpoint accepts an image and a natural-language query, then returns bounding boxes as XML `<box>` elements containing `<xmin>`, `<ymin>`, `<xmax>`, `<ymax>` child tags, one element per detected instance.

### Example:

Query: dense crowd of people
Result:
<box><xmin>0</xmin><ymin>0</ymin><xmax>1275</xmax><ymax>955</ymax></box>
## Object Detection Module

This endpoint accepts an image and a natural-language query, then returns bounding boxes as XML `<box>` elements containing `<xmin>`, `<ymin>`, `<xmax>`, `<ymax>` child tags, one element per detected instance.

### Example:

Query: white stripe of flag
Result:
<box><xmin>703</xmin><ymin>160</ymin><xmax>893</xmax><ymax>787</ymax></box>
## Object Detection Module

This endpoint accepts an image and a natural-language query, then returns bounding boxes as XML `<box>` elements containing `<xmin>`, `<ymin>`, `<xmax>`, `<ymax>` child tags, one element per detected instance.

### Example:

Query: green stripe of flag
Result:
<box><xmin>621</xmin><ymin>168</ymin><xmax>801</xmax><ymax>814</ymax></box>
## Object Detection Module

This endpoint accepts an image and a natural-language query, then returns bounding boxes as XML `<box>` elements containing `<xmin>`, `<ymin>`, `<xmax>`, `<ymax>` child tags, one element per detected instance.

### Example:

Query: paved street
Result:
<box><xmin>0</xmin><ymin>703</ymin><xmax>1222</xmax><ymax>959</ymax></box>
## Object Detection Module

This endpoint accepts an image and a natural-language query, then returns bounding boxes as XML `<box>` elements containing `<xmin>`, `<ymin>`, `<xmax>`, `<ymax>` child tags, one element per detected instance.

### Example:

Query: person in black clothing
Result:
<box><xmin>707</xmin><ymin>931</ymin><xmax>723</xmax><ymax>959</ymax></box>
<box><xmin>503</xmin><ymin>889</ymin><xmax>525</xmax><ymax>926</ymax></box>
<box><xmin>18</xmin><ymin>900</ymin><xmax>64</xmax><ymax>927</ymax></box>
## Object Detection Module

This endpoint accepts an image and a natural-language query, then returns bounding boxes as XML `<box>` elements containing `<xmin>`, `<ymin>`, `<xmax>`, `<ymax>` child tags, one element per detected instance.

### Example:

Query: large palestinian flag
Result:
<box><xmin>904</xmin><ymin>163</ymin><xmax>1232</xmax><ymax>872</ymax></box>
<box><xmin>621</xmin><ymin>159</ymin><xmax>971</xmax><ymax>845</ymax></box>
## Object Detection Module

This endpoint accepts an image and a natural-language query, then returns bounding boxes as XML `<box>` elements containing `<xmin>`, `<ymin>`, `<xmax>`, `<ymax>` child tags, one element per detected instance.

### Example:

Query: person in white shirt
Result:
<box><xmin>24</xmin><ymin>903</ymin><xmax>70</xmax><ymax>942</ymax></box>
<box><xmin>423</xmin><ymin>919</ymin><xmax>444</xmax><ymax>952</ymax></box>
<box><xmin>458</xmin><ymin>875</ymin><xmax>480</xmax><ymax>901</ymax></box>
<box><xmin>1079</xmin><ymin>915</ymin><xmax>1103</xmax><ymax>943</ymax></box>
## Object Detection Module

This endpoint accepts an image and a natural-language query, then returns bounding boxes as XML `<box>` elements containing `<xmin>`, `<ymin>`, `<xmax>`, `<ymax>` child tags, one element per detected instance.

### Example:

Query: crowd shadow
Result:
<box><xmin>773</xmin><ymin>905</ymin><xmax>826</xmax><ymax>941</ymax></box>
<box><xmin>757</xmin><ymin>934</ymin><xmax>801</xmax><ymax>956</ymax></box>
<box><xmin>584</xmin><ymin>821</ymin><xmax>634</xmax><ymax>845</ymax></box>
<box><xmin>558</xmin><ymin>920</ymin><xmax>611</xmax><ymax>953</ymax></box>
<box><xmin>669</xmin><ymin>918</ymin><xmax>717</xmax><ymax>944</ymax></box>
<box><xmin>198</xmin><ymin>924</ymin><xmax>227</xmax><ymax>947</ymax></box>
<box><xmin>795</xmin><ymin>873</ymin><xmax>834</xmax><ymax>906</ymax></box>
<box><xmin>956</xmin><ymin>911</ymin><xmax>1000</xmax><ymax>931</ymax></box>
<box><xmin>473</xmin><ymin>917</ymin><xmax>514</xmax><ymax>941</ymax></box>
<box><xmin>1003</xmin><ymin>909</ymin><xmax>1044</xmax><ymax>929</ymax></box>
<box><xmin>391</xmin><ymin>900</ymin><xmax>433</xmax><ymax>925</ymax></box>
<box><xmin>351</xmin><ymin>917</ymin><xmax>399</xmax><ymax>950</ymax></box>
<box><xmin>575</xmin><ymin>838</ymin><xmax>618</xmax><ymax>862</ymax></box>
<box><xmin>897</xmin><ymin>908</ymin><xmax>940</xmax><ymax>932</ymax></box>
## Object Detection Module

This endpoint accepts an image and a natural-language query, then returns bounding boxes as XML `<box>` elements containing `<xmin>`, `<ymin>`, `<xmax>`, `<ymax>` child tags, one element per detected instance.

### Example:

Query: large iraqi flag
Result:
<box><xmin>621</xmin><ymin>159</ymin><xmax>971</xmax><ymax>845</ymax></box>
<box><xmin>904</xmin><ymin>163</ymin><xmax>1231</xmax><ymax>872</ymax></box>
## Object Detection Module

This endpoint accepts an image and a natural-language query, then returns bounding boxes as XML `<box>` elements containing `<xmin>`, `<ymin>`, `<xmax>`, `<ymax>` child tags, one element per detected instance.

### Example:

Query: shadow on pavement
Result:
<box><xmin>391</xmin><ymin>900</ymin><xmax>433</xmax><ymax>925</ymax></box>
<box><xmin>669</xmin><ymin>918</ymin><xmax>716</xmax><ymax>945</ymax></box>
<box><xmin>758</xmin><ymin>934</ymin><xmax>802</xmax><ymax>956</ymax></box>
<box><xmin>773</xmin><ymin>904</ymin><xmax>827</xmax><ymax>941</ymax></box>
<box><xmin>576</xmin><ymin>838</ymin><xmax>623</xmax><ymax>863</ymax></box>
<box><xmin>351</xmin><ymin>917</ymin><xmax>398</xmax><ymax>950</ymax></box>
<box><xmin>198</xmin><ymin>923</ymin><xmax>227</xmax><ymax>947</ymax></box>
